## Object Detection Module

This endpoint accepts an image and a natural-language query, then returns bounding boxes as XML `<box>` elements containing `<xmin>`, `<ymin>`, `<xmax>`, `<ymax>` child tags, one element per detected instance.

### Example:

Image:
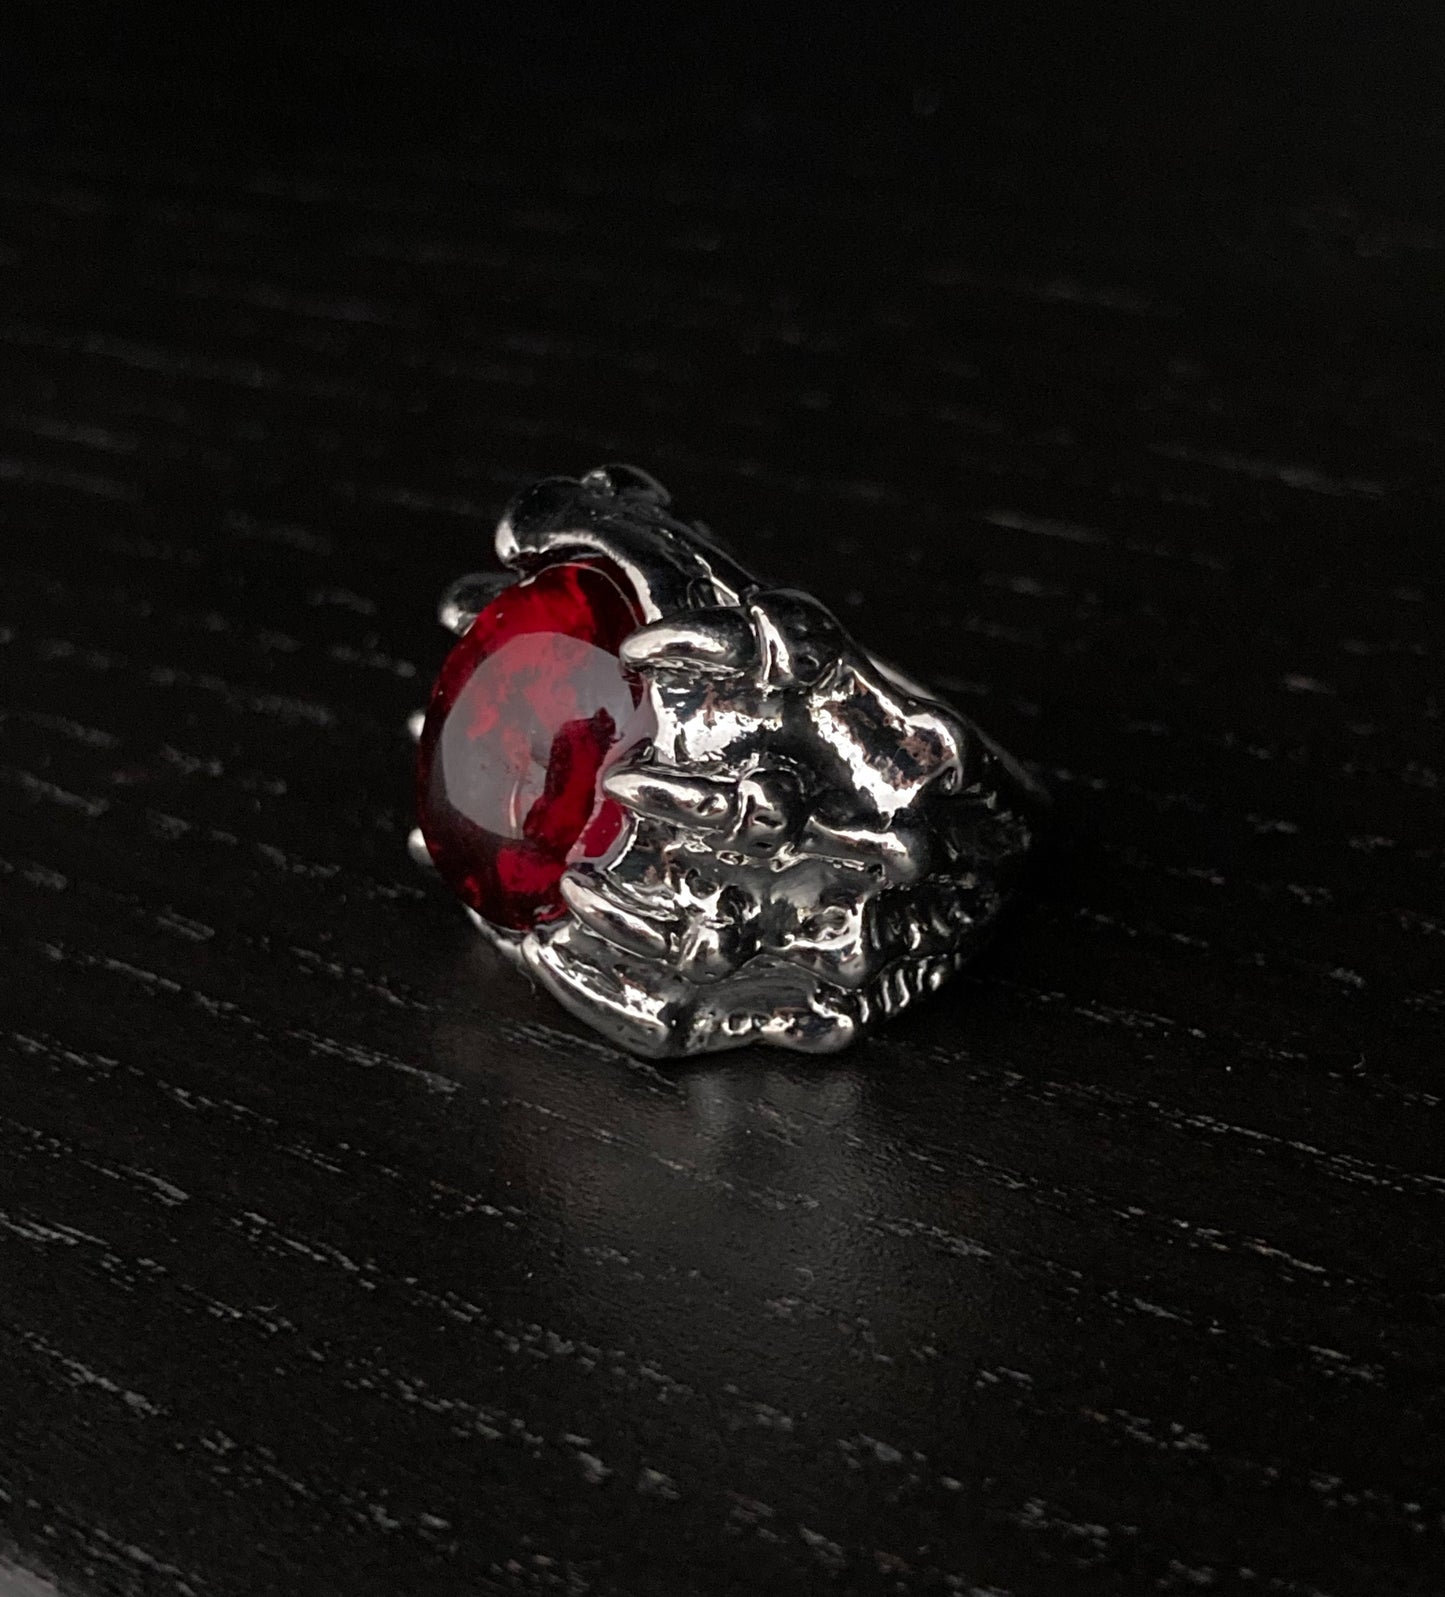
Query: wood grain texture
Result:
<box><xmin>1</xmin><ymin>10</ymin><xmax>1443</xmax><ymax>1595</ymax></box>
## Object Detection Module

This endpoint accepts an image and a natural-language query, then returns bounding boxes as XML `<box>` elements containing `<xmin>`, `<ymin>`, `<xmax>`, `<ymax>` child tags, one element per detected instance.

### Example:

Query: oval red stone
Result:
<box><xmin>416</xmin><ymin>561</ymin><xmax>649</xmax><ymax>931</ymax></box>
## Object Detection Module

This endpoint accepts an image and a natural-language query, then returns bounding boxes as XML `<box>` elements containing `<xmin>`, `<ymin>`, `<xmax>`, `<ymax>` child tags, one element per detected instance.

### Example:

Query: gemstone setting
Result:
<box><xmin>416</xmin><ymin>561</ymin><xmax>650</xmax><ymax>931</ymax></box>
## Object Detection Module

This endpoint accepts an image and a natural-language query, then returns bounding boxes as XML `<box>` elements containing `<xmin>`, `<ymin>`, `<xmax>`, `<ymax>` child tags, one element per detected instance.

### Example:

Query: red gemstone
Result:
<box><xmin>416</xmin><ymin>561</ymin><xmax>650</xmax><ymax>931</ymax></box>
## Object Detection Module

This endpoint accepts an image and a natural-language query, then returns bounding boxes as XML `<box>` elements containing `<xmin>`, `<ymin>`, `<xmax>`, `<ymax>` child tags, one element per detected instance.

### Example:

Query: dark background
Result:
<box><xmin>2</xmin><ymin>7</ymin><xmax>1443</xmax><ymax>1595</ymax></box>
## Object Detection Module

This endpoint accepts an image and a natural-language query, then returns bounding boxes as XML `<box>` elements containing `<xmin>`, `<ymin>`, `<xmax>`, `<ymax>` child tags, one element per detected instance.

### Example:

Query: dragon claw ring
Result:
<box><xmin>409</xmin><ymin>465</ymin><xmax>1046</xmax><ymax>1058</ymax></box>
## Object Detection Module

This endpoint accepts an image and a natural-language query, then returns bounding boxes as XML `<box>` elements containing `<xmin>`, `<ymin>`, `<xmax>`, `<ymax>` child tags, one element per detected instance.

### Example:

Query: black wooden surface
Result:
<box><xmin>2</xmin><ymin>12</ymin><xmax>1444</xmax><ymax>1596</ymax></box>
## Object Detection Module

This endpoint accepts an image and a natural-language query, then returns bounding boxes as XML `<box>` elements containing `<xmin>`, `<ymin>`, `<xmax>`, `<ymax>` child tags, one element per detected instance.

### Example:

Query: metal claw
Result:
<box><xmin>619</xmin><ymin>610</ymin><xmax>757</xmax><ymax>673</ymax></box>
<box><xmin>560</xmin><ymin>869</ymin><xmax>673</xmax><ymax>961</ymax></box>
<box><xmin>496</xmin><ymin>473</ymin><xmax>753</xmax><ymax>620</ymax></box>
<box><xmin>578</xmin><ymin>463</ymin><xmax>671</xmax><ymax>503</ymax></box>
<box><xmin>438</xmin><ymin>571</ymin><xmax>514</xmax><ymax>635</ymax></box>
<box><xmin>523</xmin><ymin>923</ymin><xmax>680</xmax><ymax>1056</ymax></box>
<box><xmin>602</xmin><ymin>765</ymin><xmax>737</xmax><ymax>831</ymax></box>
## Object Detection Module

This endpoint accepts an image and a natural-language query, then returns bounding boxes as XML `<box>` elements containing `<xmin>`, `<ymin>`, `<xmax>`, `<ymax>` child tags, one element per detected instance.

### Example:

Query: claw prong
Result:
<box><xmin>579</xmin><ymin>463</ymin><xmax>671</xmax><ymax>503</ymax></box>
<box><xmin>602</xmin><ymin>765</ymin><xmax>737</xmax><ymax>832</ymax></box>
<box><xmin>439</xmin><ymin>571</ymin><xmax>514</xmax><ymax>635</ymax></box>
<box><xmin>619</xmin><ymin>611</ymin><xmax>756</xmax><ymax>673</ymax></box>
<box><xmin>560</xmin><ymin>869</ymin><xmax>673</xmax><ymax>961</ymax></box>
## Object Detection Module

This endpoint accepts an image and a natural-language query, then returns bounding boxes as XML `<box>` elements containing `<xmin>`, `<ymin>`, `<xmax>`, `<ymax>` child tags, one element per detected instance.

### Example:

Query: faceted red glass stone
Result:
<box><xmin>416</xmin><ymin>561</ymin><xmax>649</xmax><ymax>931</ymax></box>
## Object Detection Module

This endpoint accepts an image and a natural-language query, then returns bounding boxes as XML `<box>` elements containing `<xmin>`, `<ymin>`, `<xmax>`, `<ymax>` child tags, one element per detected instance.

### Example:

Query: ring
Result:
<box><xmin>409</xmin><ymin>465</ymin><xmax>1046</xmax><ymax>1057</ymax></box>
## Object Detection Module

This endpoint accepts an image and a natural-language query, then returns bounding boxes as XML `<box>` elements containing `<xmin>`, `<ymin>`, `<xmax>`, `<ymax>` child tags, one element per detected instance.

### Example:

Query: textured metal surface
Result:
<box><xmin>419</xmin><ymin>466</ymin><xmax>1044</xmax><ymax>1055</ymax></box>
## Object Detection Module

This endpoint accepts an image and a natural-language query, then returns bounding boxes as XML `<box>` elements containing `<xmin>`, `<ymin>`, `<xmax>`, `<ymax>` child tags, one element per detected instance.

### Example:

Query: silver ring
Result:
<box><xmin>410</xmin><ymin>465</ymin><xmax>1046</xmax><ymax>1058</ymax></box>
